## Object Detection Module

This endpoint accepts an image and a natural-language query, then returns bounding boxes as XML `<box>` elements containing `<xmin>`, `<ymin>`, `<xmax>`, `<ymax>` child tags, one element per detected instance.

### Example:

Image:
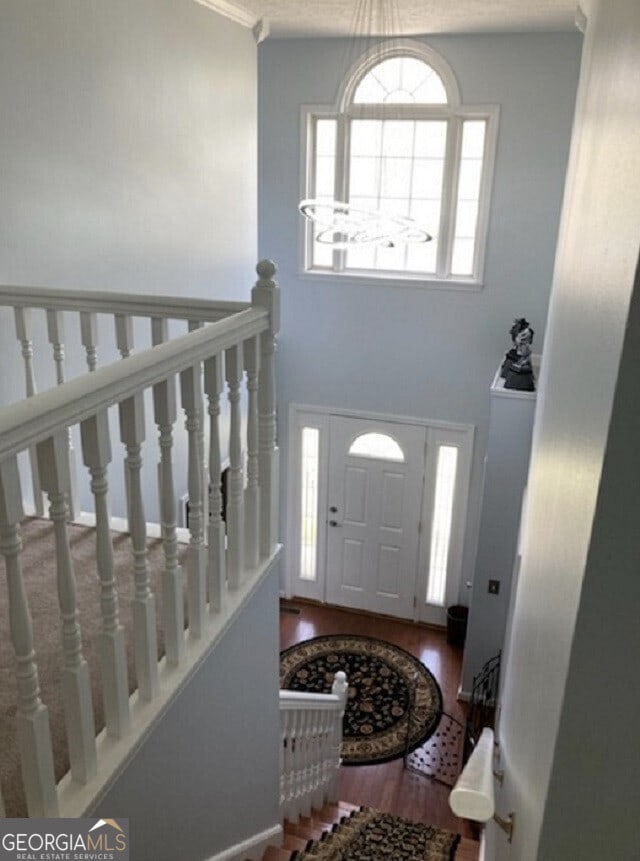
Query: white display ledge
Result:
<box><xmin>491</xmin><ymin>354</ymin><xmax>541</xmax><ymax>400</ymax></box>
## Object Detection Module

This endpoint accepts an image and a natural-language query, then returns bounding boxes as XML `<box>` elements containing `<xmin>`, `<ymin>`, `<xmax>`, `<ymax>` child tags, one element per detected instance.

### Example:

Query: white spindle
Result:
<box><xmin>290</xmin><ymin>707</ymin><xmax>304</xmax><ymax>821</ymax></box>
<box><xmin>152</xmin><ymin>319</ymin><xmax>184</xmax><ymax>665</ymax></box>
<box><xmin>0</xmin><ymin>456</ymin><xmax>58</xmax><ymax>816</ymax></box>
<box><xmin>115</xmin><ymin>313</ymin><xmax>134</xmax><ymax>359</ymax></box>
<box><xmin>46</xmin><ymin>309</ymin><xmax>79</xmax><ymax>520</ymax></box>
<box><xmin>225</xmin><ymin>344</ymin><xmax>245</xmax><ymax>589</ymax></box>
<box><xmin>14</xmin><ymin>307</ymin><xmax>45</xmax><ymax>517</ymax></box>
<box><xmin>244</xmin><ymin>335</ymin><xmax>260</xmax><ymax>571</ymax></box>
<box><xmin>119</xmin><ymin>394</ymin><xmax>159</xmax><ymax>702</ymax></box>
<box><xmin>181</xmin><ymin>365</ymin><xmax>207</xmax><ymax>638</ymax></box>
<box><xmin>251</xmin><ymin>260</ymin><xmax>280</xmax><ymax>558</ymax></box>
<box><xmin>299</xmin><ymin>707</ymin><xmax>313</xmax><ymax>818</ymax></box>
<box><xmin>80</xmin><ymin>412</ymin><xmax>131</xmax><ymax>739</ymax></box>
<box><xmin>37</xmin><ymin>433</ymin><xmax>97</xmax><ymax>784</ymax></box>
<box><xmin>204</xmin><ymin>354</ymin><xmax>226</xmax><ymax>613</ymax></box>
<box><xmin>80</xmin><ymin>311</ymin><xmax>98</xmax><ymax>372</ymax></box>
<box><xmin>188</xmin><ymin>320</ymin><xmax>209</xmax><ymax>529</ymax></box>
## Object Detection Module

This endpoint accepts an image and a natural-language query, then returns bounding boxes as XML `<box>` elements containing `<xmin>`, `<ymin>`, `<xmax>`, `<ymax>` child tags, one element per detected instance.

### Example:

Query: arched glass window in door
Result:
<box><xmin>348</xmin><ymin>432</ymin><xmax>405</xmax><ymax>461</ymax></box>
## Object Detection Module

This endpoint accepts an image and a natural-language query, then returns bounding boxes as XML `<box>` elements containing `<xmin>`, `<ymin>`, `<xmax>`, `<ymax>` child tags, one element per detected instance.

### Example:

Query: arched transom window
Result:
<box><xmin>302</xmin><ymin>42</ymin><xmax>498</xmax><ymax>286</ymax></box>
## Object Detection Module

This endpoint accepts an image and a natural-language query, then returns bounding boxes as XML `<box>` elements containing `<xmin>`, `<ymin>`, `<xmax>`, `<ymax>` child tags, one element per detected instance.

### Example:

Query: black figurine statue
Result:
<box><xmin>502</xmin><ymin>318</ymin><xmax>535</xmax><ymax>391</ymax></box>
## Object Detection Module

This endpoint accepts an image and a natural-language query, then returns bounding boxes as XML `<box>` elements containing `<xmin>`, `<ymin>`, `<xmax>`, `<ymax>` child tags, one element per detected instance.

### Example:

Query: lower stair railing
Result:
<box><xmin>279</xmin><ymin>671</ymin><xmax>348</xmax><ymax>822</ymax></box>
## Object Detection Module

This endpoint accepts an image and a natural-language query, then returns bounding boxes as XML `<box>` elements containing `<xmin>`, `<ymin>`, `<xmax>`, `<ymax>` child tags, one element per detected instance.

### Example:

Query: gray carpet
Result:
<box><xmin>0</xmin><ymin>517</ymin><xmax>183</xmax><ymax>817</ymax></box>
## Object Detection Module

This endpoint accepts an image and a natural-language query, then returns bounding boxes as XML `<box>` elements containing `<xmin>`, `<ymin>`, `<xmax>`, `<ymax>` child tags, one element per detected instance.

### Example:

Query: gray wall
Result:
<box><xmin>496</xmin><ymin>0</ymin><xmax>640</xmax><ymax>857</ymax></box>
<box><xmin>93</xmin><ymin>566</ymin><xmax>281</xmax><ymax>861</ymax></box>
<box><xmin>258</xmin><ymin>33</ymin><xmax>581</xmax><ymax>605</ymax></box>
<box><xmin>461</xmin><ymin>386</ymin><xmax>536</xmax><ymax>691</ymax></box>
<box><xmin>0</xmin><ymin>0</ymin><xmax>258</xmax><ymax>514</ymax></box>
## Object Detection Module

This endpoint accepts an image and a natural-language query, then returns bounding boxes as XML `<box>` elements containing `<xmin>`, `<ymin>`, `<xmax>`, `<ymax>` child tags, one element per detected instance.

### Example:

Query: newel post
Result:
<box><xmin>329</xmin><ymin>670</ymin><xmax>348</xmax><ymax>802</ymax></box>
<box><xmin>251</xmin><ymin>259</ymin><xmax>280</xmax><ymax>559</ymax></box>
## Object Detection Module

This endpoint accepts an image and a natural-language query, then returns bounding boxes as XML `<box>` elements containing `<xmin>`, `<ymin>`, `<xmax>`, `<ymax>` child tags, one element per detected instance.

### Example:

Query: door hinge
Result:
<box><xmin>413</xmin><ymin>596</ymin><xmax>417</xmax><ymax>608</ymax></box>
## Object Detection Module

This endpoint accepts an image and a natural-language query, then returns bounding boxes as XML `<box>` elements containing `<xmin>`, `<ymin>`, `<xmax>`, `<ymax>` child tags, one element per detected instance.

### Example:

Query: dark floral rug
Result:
<box><xmin>280</xmin><ymin>634</ymin><xmax>443</xmax><ymax>766</ymax></box>
<box><xmin>290</xmin><ymin>808</ymin><xmax>460</xmax><ymax>860</ymax></box>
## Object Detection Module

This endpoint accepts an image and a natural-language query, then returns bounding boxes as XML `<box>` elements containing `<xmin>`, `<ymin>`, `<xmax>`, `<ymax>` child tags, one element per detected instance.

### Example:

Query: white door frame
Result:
<box><xmin>286</xmin><ymin>403</ymin><xmax>475</xmax><ymax>624</ymax></box>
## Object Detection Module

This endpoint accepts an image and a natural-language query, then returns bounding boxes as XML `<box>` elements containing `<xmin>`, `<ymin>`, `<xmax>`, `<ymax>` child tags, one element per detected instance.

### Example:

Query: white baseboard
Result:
<box><xmin>205</xmin><ymin>823</ymin><xmax>282</xmax><ymax>861</ymax></box>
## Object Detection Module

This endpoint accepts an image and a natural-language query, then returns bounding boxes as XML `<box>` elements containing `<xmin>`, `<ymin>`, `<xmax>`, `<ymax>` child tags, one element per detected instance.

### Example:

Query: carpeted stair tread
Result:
<box><xmin>286</xmin><ymin>807</ymin><xmax>460</xmax><ymax>861</ymax></box>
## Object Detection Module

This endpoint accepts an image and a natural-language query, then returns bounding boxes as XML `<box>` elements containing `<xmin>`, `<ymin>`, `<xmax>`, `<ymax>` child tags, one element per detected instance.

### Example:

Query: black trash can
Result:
<box><xmin>446</xmin><ymin>605</ymin><xmax>469</xmax><ymax>647</ymax></box>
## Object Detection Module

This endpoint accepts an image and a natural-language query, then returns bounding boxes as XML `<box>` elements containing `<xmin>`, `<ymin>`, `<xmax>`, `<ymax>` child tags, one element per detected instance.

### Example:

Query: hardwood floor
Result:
<box><xmin>279</xmin><ymin>599</ymin><xmax>478</xmax><ymax>843</ymax></box>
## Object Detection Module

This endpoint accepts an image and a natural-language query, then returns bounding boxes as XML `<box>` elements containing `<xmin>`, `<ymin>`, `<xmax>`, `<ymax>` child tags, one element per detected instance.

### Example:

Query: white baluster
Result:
<box><xmin>299</xmin><ymin>708</ymin><xmax>312</xmax><ymax>818</ymax></box>
<box><xmin>251</xmin><ymin>260</ymin><xmax>280</xmax><ymax>558</ymax></box>
<box><xmin>244</xmin><ymin>336</ymin><xmax>260</xmax><ymax>571</ymax></box>
<box><xmin>152</xmin><ymin>319</ymin><xmax>184</xmax><ymax>665</ymax></box>
<box><xmin>0</xmin><ymin>456</ymin><xmax>58</xmax><ymax>816</ymax></box>
<box><xmin>115</xmin><ymin>315</ymin><xmax>134</xmax><ymax>532</ymax></box>
<box><xmin>181</xmin><ymin>365</ymin><xmax>206</xmax><ymax>639</ymax></box>
<box><xmin>280</xmin><ymin>709</ymin><xmax>292</xmax><ymax>814</ymax></box>
<box><xmin>290</xmin><ymin>708</ymin><xmax>303</xmax><ymax>821</ymax></box>
<box><xmin>14</xmin><ymin>307</ymin><xmax>45</xmax><ymax>517</ymax></box>
<box><xmin>115</xmin><ymin>313</ymin><xmax>134</xmax><ymax>359</ymax></box>
<box><xmin>36</xmin><ymin>433</ymin><xmax>97</xmax><ymax>784</ymax></box>
<box><xmin>318</xmin><ymin>709</ymin><xmax>333</xmax><ymax>804</ymax></box>
<box><xmin>80</xmin><ymin>311</ymin><xmax>98</xmax><ymax>372</ymax></box>
<box><xmin>204</xmin><ymin>354</ymin><xmax>226</xmax><ymax>613</ymax></box>
<box><xmin>46</xmin><ymin>309</ymin><xmax>80</xmax><ymax>520</ymax></box>
<box><xmin>119</xmin><ymin>394</ymin><xmax>159</xmax><ymax>702</ymax></box>
<box><xmin>80</xmin><ymin>412</ymin><xmax>131</xmax><ymax>738</ymax></box>
<box><xmin>189</xmin><ymin>320</ymin><xmax>209</xmax><ymax>530</ymax></box>
<box><xmin>225</xmin><ymin>344</ymin><xmax>245</xmax><ymax>589</ymax></box>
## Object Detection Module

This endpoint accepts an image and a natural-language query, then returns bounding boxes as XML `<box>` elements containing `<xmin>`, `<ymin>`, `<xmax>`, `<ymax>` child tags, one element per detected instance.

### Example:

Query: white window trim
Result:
<box><xmin>299</xmin><ymin>40</ymin><xmax>499</xmax><ymax>290</ymax></box>
<box><xmin>286</xmin><ymin>403</ymin><xmax>475</xmax><ymax>621</ymax></box>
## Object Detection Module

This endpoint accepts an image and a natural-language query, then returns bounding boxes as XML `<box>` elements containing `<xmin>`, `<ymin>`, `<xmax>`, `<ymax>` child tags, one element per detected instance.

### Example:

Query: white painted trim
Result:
<box><xmin>204</xmin><ymin>823</ymin><xmax>282</xmax><ymax>861</ymax></box>
<box><xmin>299</xmin><ymin>41</ymin><xmax>499</xmax><ymax>288</ymax></box>
<box><xmin>0</xmin><ymin>284</ymin><xmax>248</xmax><ymax>322</ymax></box>
<box><xmin>285</xmin><ymin>407</ymin><xmax>329</xmax><ymax>602</ymax></box>
<box><xmin>290</xmin><ymin>402</ymin><xmax>474</xmax><ymax>436</ymax></box>
<box><xmin>55</xmin><ymin>548</ymin><xmax>282</xmax><ymax>817</ymax></box>
<box><xmin>339</xmin><ymin>39</ymin><xmax>462</xmax><ymax>111</ymax></box>
<box><xmin>287</xmin><ymin>404</ymin><xmax>475</xmax><ymax>621</ymax></box>
<box><xmin>193</xmin><ymin>0</ymin><xmax>258</xmax><ymax>31</ymax></box>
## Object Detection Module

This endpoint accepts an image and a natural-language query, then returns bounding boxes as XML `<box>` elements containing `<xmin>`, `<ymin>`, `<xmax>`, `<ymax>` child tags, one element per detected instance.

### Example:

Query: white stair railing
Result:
<box><xmin>279</xmin><ymin>671</ymin><xmax>348</xmax><ymax>822</ymax></box>
<box><xmin>0</xmin><ymin>261</ymin><xmax>281</xmax><ymax>819</ymax></box>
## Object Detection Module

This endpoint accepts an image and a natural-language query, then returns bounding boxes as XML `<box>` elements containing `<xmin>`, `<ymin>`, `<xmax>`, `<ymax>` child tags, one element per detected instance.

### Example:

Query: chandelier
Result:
<box><xmin>298</xmin><ymin>0</ymin><xmax>432</xmax><ymax>248</ymax></box>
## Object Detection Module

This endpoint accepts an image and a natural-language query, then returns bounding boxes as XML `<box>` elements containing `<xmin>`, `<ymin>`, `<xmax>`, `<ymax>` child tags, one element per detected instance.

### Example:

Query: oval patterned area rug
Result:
<box><xmin>280</xmin><ymin>634</ymin><xmax>443</xmax><ymax>766</ymax></box>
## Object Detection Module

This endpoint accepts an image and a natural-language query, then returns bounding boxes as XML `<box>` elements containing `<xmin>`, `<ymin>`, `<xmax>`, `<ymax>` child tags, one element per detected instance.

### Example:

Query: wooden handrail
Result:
<box><xmin>0</xmin><ymin>284</ymin><xmax>249</xmax><ymax>322</ymax></box>
<box><xmin>0</xmin><ymin>306</ymin><xmax>268</xmax><ymax>461</ymax></box>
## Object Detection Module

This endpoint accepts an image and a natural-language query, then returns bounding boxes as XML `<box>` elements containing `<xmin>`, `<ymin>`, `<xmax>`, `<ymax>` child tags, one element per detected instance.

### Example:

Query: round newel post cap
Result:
<box><xmin>256</xmin><ymin>259</ymin><xmax>277</xmax><ymax>282</ymax></box>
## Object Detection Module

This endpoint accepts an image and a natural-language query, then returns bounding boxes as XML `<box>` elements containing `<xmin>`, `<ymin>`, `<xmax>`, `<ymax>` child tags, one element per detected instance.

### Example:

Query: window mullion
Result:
<box><xmin>333</xmin><ymin>113</ymin><xmax>349</xmax><ymax>272</ymax></box>
<box><xmin>436</xmin><ymin>116</ymin><xmax>462</xmax><ymax>279</ymax></box>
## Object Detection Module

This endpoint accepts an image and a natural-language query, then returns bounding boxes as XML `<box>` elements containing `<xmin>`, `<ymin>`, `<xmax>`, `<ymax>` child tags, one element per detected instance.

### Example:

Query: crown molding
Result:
<box><xmin>194</xmin><ymin>0</ymin><xmax>258</xmax><ymax>31</ymax></box>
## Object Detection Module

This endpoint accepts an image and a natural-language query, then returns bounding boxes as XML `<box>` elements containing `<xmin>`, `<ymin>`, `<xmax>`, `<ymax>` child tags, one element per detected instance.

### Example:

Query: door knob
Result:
<box><xmin>329</xmin><ymin>520</ymin><xmax>341</xmax><ymax>527</ymax></box>
<box><xmin>329</xmin><ymin>506</ymin><xmax>338</xmax><ymax>513</ymax></box>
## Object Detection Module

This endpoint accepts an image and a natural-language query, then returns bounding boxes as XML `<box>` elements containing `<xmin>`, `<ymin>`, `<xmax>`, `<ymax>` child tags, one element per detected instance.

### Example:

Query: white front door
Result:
<box><xmin>325</xmin><ymin>416</ymin><xmax>426</xmax><ymax>619</ymax></box>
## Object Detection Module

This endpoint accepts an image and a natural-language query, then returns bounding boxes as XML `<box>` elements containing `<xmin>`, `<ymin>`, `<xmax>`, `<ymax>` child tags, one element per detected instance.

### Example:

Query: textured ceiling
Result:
<box><xmin>241</xmin><ymin>0</ymin><xmax>580</xmax><ymax>38</ymax></box>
